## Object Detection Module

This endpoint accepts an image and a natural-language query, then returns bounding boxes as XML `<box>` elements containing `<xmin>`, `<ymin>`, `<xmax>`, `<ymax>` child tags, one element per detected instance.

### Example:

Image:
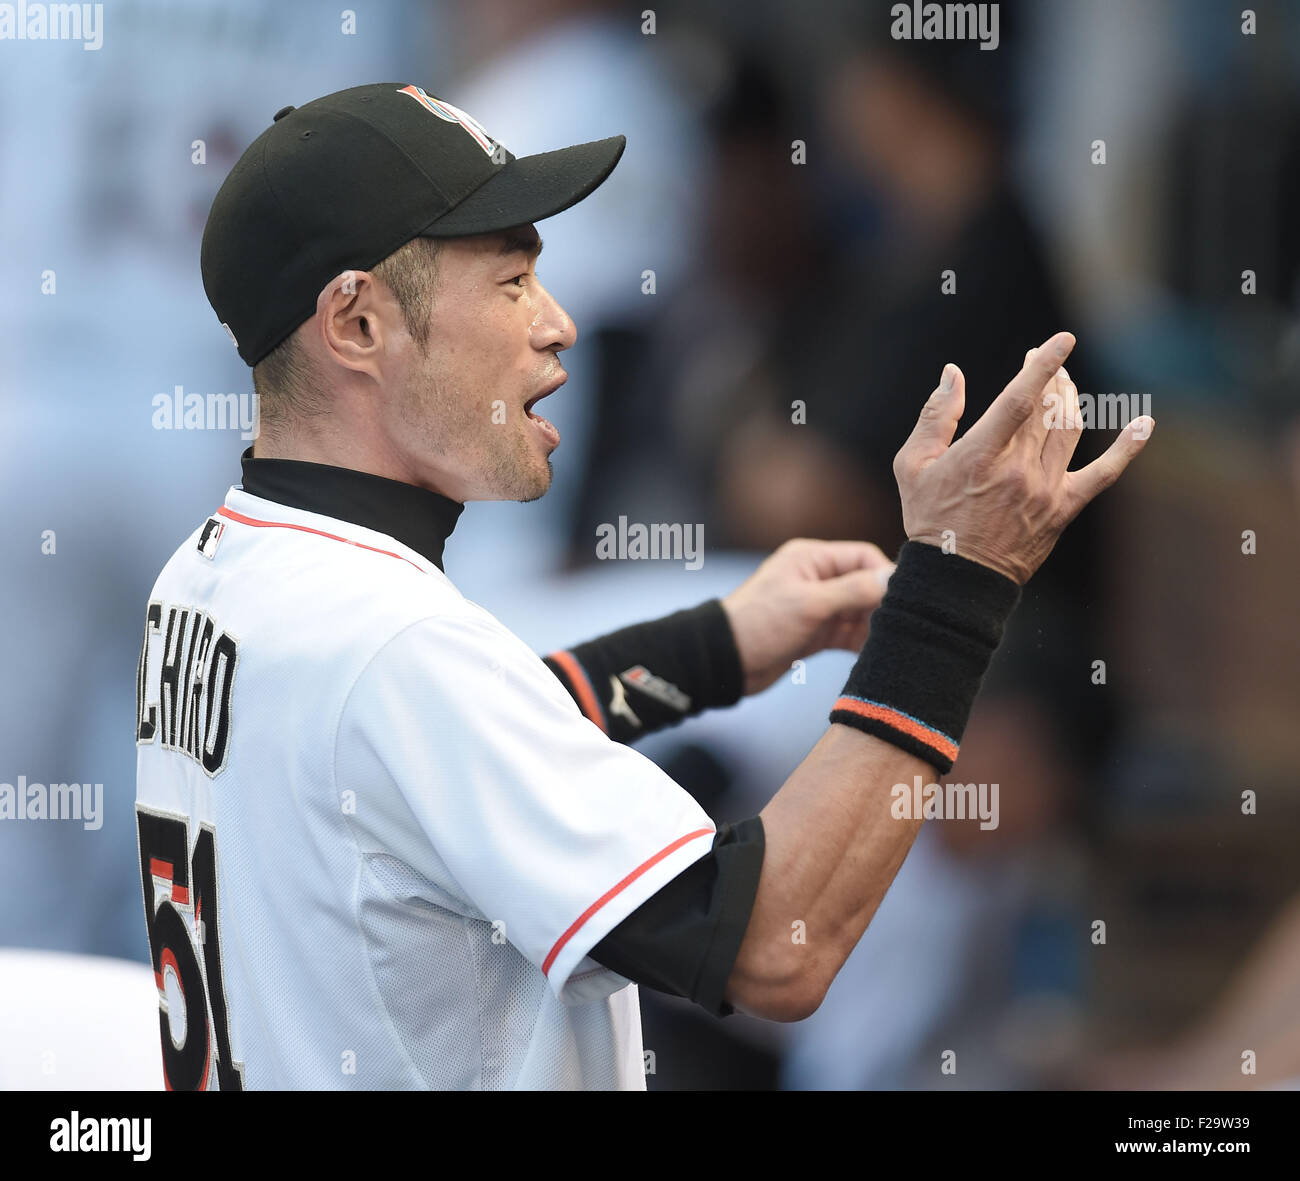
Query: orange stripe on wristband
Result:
<box><xmin>830</xmin><ymin>695</ymin><xmax>959</xmax><ymax>765</ymax></box>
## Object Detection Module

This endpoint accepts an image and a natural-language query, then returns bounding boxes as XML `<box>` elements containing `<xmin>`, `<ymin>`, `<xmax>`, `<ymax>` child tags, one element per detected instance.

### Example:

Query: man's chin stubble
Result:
<box><xmin>517</xmin><ymin>459</ymin><xmax>553</xmax><ymax>504</ymax></box>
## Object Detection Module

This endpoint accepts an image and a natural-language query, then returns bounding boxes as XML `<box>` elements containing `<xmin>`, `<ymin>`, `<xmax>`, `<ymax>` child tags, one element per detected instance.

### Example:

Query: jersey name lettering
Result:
<box><xmin>136</xmin><ymin>600</ymin><xmax>238</xmax><ymax>776</ymax></box>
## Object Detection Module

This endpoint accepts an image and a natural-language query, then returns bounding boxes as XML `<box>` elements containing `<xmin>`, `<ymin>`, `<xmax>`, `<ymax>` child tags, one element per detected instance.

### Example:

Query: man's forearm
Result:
<box><xmin>728</xmin><ymin>725</ymin><xmax>929</xmax><ymax>1020</ymax></box>
<box><xmin>725</xmin><ymin>542</ymin><xmax>1022</xmax><ymax>1020</ymax></box>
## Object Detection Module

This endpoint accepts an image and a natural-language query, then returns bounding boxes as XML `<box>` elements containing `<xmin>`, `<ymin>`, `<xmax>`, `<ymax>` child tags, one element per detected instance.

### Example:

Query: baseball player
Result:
<box><xmin>135</xmin><ymin>83</ymin><xmax>1151</xmax><ymax>1090</ymax></box>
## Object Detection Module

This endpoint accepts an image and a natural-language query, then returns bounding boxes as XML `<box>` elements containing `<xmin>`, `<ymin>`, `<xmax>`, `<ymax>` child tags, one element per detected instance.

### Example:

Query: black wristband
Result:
<box><xmin>544</xmin><ymin>599</ymin><xmax>744</xmax><ymax>742</ymax></box>
<box><xmin>829</xmin><ymin>541</ymin><xmax>1021</xmax><ymax>773</ymax></box>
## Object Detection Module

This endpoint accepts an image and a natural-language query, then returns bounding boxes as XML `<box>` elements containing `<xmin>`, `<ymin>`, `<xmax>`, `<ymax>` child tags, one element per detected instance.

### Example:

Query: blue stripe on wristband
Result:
<box><xmin>829</xmin><ymin>695</ymin><xmax>960</xmax><ymax>766</ymax></box>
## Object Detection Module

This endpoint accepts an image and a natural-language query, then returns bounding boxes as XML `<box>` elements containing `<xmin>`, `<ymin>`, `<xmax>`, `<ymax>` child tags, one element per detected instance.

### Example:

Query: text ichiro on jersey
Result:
<box><xmin>135</xmin><ymin>600</ymin><xmax>238</xmax><ymax>776</ymax></box>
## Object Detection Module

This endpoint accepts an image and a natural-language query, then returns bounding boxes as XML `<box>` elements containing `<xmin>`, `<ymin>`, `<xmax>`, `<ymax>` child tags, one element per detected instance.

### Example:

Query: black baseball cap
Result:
<box><xmin>201</xmin><ymin>82</ymin><xmax>626</xmax><ymax>367</ymax></box>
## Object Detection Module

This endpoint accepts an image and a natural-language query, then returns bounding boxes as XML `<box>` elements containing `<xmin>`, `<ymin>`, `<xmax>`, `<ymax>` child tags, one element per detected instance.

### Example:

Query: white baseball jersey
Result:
<box><xmin>134</xmin><ymin>480</ymin><xmax>718</xmax><ymax>1090</ymax></box>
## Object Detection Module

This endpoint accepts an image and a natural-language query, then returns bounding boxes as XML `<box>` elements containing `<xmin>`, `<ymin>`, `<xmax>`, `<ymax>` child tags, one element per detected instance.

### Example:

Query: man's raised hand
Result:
<box><xmin>893</xmin><ymin>331</ymin><xmax>1153</xmax><ymax>585</ymax></box>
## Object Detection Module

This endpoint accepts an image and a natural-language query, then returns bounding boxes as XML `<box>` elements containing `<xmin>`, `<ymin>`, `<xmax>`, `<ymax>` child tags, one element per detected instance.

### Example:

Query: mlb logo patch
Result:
<box><xmin>197</xmin><ymin>518</ymin><xmax>226</xmax><ymax>560</ymax></box>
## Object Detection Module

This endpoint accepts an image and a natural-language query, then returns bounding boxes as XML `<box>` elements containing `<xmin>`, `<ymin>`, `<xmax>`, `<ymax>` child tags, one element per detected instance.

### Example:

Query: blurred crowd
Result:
<box><xmin>2</xmin><ymin>0</ymin><xmax>1299</xmax><ymax>1090</ymax></box>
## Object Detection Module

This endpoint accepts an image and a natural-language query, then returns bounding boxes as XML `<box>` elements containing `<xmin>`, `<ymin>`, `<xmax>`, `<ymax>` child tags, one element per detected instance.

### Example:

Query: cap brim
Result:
<box><xmin>417</xmin><ymin>134</ymin><xmax>626</xmax><ymax>237</ymax></box>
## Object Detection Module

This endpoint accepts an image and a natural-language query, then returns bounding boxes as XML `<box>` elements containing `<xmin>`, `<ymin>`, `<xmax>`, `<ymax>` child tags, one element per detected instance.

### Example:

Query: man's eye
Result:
<box><xmin>510</xmin><ymin>273</ymin><xmax>527</xmax><ymax>287</ymax></box>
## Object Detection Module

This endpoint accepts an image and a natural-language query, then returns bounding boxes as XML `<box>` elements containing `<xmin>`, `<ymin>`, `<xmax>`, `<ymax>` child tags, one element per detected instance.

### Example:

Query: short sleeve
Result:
<box><xmin>334</xmin><ymin>607</ymin><xmax>718</xmax><ymax>1003</ymax></box>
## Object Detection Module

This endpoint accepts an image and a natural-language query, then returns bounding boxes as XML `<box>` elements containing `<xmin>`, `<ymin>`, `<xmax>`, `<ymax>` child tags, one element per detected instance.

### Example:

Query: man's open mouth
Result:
<box><xmin>525</xmin><ymin>373</ymin><xmax>566</xmax><ymax>419</ymax></box>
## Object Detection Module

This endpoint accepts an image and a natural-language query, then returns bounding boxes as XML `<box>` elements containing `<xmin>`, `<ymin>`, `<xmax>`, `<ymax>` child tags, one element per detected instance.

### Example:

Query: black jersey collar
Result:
<box><xmin>238</xmin><ymin>447</ymin><xmax>463</xmax><ymax>571</ymax></box>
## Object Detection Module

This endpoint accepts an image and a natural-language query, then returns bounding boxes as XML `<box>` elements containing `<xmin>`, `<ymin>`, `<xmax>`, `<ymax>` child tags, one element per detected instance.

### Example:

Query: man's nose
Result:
<box><xmin>530</xmin><ymin>281</ymin><xmax>577</xmax><ymax>351</ymax></box>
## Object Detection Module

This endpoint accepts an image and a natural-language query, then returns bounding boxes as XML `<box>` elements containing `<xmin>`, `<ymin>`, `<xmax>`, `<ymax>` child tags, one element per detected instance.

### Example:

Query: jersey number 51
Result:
<box><xmin>136</xmin><ymin>806</ymin><xmax>245</xmax><ymax>1090</ymax></box>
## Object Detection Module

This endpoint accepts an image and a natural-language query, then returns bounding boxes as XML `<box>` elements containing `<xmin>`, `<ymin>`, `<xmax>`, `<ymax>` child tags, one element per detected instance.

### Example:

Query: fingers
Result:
<box><xmin>1040</xmin><ymin>363</ymin><xmax>1085</xmax><ymax>478</ymax></box>
<box><xmin>1063</xmin><ymin>416</ymin><xmax>1154</xmax><ymax>517</ymax></box>
<box><xmin>798</xmin><ymin>539</ymin><xmax>893</xmax><ymax>577</ymax></box>
<box><xmin>967</xmin><ymin>332</ymin><xmax>1075</xmax><ymax>453</ymax></box>
<box><xmin>895</xmin><ymin>363</ymin><xmax>966</xmax><ymax>472</ymax></box>
<box><xmin>815</xmin><ymin>563</ymin><xmax>894</xmax><ymax>616</ymax></box>
<box><xmin>829</xmin><ymin>611</ymin><xmax>873</xmax><ymax>653</ymax></box>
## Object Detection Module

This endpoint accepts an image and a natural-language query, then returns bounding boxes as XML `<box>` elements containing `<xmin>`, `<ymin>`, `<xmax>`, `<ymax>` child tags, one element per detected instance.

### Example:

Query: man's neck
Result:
<box><xmin>251</xmin><ymin>423</ymin><xmax>462</xmax><ymax>501</ymax></box>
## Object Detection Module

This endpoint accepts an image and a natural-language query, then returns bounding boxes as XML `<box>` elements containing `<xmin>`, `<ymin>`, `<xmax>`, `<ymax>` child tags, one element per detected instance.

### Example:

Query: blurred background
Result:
<box><xmin>1</xmin><ymin>0</ymin><xmax>1298</xmax><ymax>1090</ymax></box>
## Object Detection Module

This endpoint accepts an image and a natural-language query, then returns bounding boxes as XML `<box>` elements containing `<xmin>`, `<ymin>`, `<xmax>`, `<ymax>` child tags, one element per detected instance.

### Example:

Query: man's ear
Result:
<box><xmin>314</xmin><ymin>269</ymin><xmax>391</xmax><ymax>378</ymax></box>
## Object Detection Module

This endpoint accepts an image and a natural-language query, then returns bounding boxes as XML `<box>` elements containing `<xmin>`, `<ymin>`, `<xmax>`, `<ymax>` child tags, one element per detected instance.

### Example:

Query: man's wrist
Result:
<box><xmin>717</xmin><ymin>592</ymin><xmax>767</xmax><ymax>697</ymax></box>
<box><xmin>543</xmin><ymin>599</ymin><xmax>743</xmax><ymax>742</ymax></box>
<box><xmin>828</xmin><ymin>541</ymin><xmax>1021</xmax><ymax>773</ymax></box>
<box><xmin>904</xmin><ymin>532</ymin><xmax>1029</xmax><ymax>587</ymax></box>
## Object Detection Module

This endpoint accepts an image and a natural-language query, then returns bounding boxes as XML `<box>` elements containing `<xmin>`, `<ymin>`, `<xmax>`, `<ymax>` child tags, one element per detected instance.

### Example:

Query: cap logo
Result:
<box><xmin>396</xmin><ymin>85</ymin><xmax>496</xmax><ymax>157</ymax></box>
